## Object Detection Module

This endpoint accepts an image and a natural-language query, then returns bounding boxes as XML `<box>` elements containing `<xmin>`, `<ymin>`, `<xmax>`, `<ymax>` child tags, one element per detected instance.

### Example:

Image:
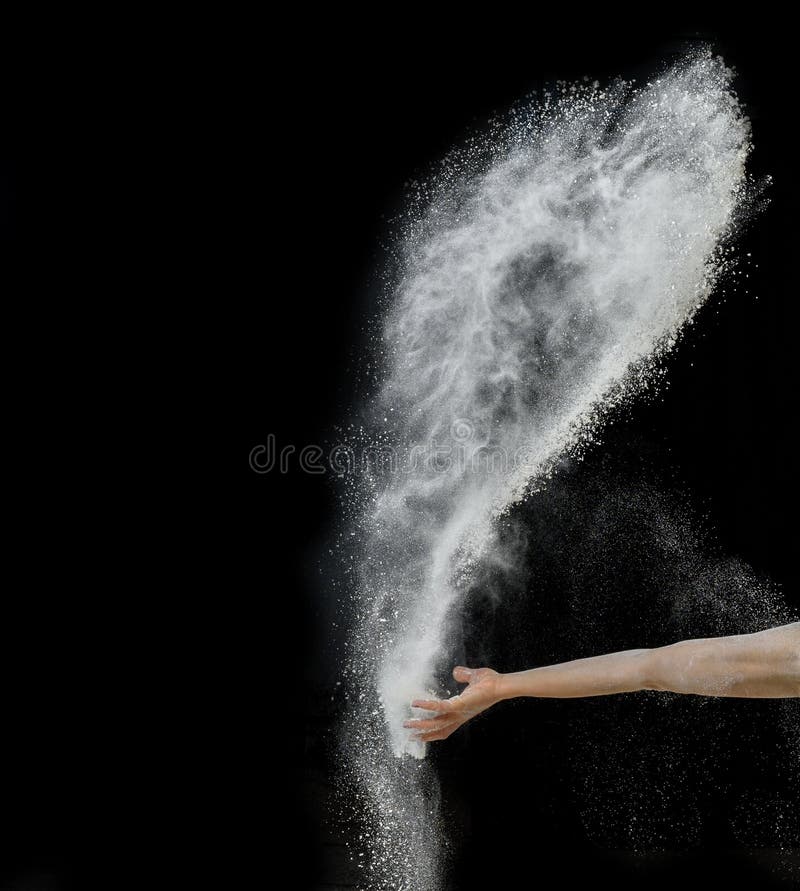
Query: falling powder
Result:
<box><xmin>337</xmin><ymin>49</ymin><xmax>759</xmax><ymax>889</ymax></box>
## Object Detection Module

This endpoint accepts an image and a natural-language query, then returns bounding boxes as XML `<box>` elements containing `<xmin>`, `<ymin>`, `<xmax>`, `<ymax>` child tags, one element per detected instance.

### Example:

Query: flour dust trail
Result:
<box><xmin>339</xmin><ymin>50</ymin><xmax>756</xmax><ymax>890</ymax></box>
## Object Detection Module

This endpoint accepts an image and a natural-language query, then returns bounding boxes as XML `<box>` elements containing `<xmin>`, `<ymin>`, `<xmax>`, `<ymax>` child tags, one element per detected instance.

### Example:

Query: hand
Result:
<box><xmin>403</xmin><ymin>666</ymin><xmax>503</xmax><ymax>743</ymax></box>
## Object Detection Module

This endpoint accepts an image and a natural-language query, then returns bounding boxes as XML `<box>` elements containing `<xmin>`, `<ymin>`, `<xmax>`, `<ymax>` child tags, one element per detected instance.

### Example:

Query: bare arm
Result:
<box><xmin>404</xmin><ymin>623</ymin><xmax>800</xmax><ymax>743</ymax></box>
<box><xmin>500</xmin><ymin>623</ymin><xmax>800</xmax><ymax>700</ymax></box>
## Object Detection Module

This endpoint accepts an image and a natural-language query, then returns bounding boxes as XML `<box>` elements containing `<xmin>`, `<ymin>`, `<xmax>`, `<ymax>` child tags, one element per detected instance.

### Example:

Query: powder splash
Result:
<box><xmin>339</xmin><ymin>49</ymin><xmax>756</xmax><ymax>889</ymax></box>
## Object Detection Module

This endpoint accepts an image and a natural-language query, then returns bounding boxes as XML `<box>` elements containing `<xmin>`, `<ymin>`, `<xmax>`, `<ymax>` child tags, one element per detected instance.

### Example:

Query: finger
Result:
<box><xmin>403</xmin><ymin>716</ymin><xmax>450</xmax><ymax>730</ymax></box>
<box><xmin>412</xmin><ymin>719</ymin><xmax>460</xmax><ymax>739</ymax></box>
<box><xmin>452</xmin><ymin>666</ymin><xmax>474</xmax><ymax>684</ymax></box>
<box><xmin>410</xmin><ymin>698</ymin><xmax>453</xmax><ymax>713</ymax></box>
<box><xmin>412</xmin><ymin>721</ymin><xmax>460</xmax><ymax>743</ymax></box>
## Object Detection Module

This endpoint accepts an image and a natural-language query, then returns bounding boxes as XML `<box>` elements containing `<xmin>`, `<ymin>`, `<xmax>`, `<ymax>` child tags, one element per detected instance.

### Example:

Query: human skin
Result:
<box><xmin>404</xmin><ymin>622</ymin><xmax>800</xmax><ymax>743</ymax></box>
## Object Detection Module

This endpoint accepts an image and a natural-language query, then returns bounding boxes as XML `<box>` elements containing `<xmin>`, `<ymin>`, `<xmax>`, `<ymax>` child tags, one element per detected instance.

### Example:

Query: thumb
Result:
<box><xmin>453</xmin><ymin>666</ymin><xmax>474</xmax><ymax>684</ymax></box>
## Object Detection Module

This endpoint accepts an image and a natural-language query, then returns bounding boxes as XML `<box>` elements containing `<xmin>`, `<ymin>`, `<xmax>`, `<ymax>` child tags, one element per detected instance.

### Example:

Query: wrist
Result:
<box><xmin>495</xmin><ymin>671</ymin><xmax>519</xmax><ymax>701</ymax></box>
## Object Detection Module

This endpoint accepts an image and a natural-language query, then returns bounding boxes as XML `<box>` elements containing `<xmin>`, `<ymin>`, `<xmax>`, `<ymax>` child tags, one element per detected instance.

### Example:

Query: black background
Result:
<box><xmin>3</xmin><ymin>19</ymin><xmax>798</xmax><ymax>891</ymax></box>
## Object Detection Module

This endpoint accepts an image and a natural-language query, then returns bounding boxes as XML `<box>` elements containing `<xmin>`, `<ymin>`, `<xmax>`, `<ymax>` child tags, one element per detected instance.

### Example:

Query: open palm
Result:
<box><xmin>404</xmin><ymin>666</ymin><xmax>502</xmax><ymax>743</ymax></box>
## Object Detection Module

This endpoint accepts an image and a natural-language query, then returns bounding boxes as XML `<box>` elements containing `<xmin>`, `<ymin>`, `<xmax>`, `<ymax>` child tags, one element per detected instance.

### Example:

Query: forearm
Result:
<box><xmin>497</xmin><ymin>647</ymin><xmax>652</xmax><ymax>699</ymax></box>
<box><xmin>497</xmin><ymin>623</ymin><xmax>800</xmax><ymax>701</ymax></box>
